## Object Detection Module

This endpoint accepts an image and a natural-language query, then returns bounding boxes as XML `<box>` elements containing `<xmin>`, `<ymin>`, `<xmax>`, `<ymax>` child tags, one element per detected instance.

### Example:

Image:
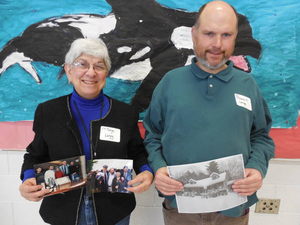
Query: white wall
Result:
<box><xmin>0</xmin><ymin>150</ymin><xmax>45</xmax><ymax>225</ymax></box>
<box><xmin>248</xmin><ymin>159</ymin><xmax>300</xmax><ymax>225</ymax></box>
<box><xmin>1</xmin><ymin>150</ymin><xmax>299</xmax><ymax>225</ymax></box>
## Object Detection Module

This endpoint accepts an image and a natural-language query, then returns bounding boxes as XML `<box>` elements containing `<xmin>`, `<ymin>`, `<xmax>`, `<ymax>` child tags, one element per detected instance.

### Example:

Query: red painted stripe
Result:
<box><xmin>269</xmin><ymin>115</ymin><xmax>300</xmax><ymax>158</ymax></box>
<box><xmin>1</xmin><ymin>120</ymin><xmax>299</xmax><ymax>158</ymax></box>
<box><xmin>0</xmin><ymin>121</ymin><xmax>34</xmax><ymax>149</ymax></box>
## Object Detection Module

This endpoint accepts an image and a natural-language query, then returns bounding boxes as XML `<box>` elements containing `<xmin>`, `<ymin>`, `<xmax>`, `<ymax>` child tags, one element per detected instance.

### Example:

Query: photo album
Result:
<box><xmin>34</xmin><ymin>156</ymin><xmax>133</xmax><ymax>196</ymax></box>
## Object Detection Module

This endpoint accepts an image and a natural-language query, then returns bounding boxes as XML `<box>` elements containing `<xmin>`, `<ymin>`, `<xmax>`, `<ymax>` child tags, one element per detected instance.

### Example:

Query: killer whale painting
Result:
<box><xmin>0</xmin><ymin>0</ymin><xmax>260</xmax><ymax>114</ymax></box>
<box><xmin>0</xmin><ymin>0</ymin><xmax>299</xmax><ymax>130</ymax></box>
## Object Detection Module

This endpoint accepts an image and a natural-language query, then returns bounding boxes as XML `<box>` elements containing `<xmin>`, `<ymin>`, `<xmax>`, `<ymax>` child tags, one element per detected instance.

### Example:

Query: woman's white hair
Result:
<box><xmin>65</xmin><ymin>38</ymin><xmax>111</xmax><ymax>71</ymax></box>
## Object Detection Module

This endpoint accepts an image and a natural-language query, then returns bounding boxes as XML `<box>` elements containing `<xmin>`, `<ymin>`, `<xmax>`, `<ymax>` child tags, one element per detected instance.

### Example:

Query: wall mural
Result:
<box><xmin>0</xmin><ymin>0</ymin><xmax>299</xmax><ymax>155</ymax></box>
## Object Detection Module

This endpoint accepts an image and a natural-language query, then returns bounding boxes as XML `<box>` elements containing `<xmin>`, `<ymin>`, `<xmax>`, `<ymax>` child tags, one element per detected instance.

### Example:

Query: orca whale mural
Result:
<box><xmin>0</xmin><ymin>0</ymin><xmax>261</xmax><ymax>113</ymax></box>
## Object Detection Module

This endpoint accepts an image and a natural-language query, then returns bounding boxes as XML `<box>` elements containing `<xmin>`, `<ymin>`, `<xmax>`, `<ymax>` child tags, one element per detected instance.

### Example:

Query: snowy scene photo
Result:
<box><xmin>167</xmin><ymin>154</ymin><xmax>247</xmax><ymax>213</ymax></box>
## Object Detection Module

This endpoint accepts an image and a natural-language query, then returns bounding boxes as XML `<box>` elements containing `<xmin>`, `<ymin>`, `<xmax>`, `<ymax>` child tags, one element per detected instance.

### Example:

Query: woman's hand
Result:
<box><xmin>127</xmin><ymin>171</ymin><xmax>153</xmax><ymax>194</ymax></box>
<box><xmin>19</xmin><ymin>178</ymin><xmax>50</xmax><ymax>202</ymax></box>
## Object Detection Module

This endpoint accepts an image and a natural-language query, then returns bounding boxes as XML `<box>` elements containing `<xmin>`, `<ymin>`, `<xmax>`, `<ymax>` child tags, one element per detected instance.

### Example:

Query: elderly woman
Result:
<box><xmin>19</xmin><ymin>38</ymin><xmax>153</xmax><ymax>225</ymax></box>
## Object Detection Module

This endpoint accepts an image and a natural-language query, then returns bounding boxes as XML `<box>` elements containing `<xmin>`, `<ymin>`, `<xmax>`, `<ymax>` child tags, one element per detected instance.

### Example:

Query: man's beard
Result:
<box><xmin>194</xmin><ymin>49</ymin><xmax>228</xmax><ymax>71</ymax></box>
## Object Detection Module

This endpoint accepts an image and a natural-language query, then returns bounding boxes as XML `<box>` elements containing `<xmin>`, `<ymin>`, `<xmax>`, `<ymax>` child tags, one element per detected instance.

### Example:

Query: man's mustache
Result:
<box><xmin>205</xmin><ymin>48</ymin><xmax>225</xmax><ymax>55</ymax></box>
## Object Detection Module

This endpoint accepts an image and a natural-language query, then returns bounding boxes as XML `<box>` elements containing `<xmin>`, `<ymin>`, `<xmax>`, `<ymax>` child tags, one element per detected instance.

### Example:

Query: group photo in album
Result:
<box><xmin>34</xmin><ymin>155</ymin><xmax>87</xmax><ymax>196</ymax></box>
<box><xmin>86</xmin><ymin>159</ymin><xmax>133</xmax><ymax>194</ymax></box>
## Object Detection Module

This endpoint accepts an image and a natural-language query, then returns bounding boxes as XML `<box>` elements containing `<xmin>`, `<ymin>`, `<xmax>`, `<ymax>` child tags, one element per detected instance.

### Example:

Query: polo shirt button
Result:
<box><xmin>210</xmin><ymin>75</ymin><xmax>213</xmax><ymax>78</ymax></box>
<box><xmin>209</xmin><ymin>84</ymin><xmax>213</xmax><ymax>88</ymax></box>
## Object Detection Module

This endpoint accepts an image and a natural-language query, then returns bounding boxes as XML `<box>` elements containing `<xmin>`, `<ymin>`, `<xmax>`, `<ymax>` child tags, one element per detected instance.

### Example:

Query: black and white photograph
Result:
<box><xmin>34</xmin><ymin>155</ymin><xmax>87</xmax><ymax>196</ymax></box>
<box><xmin>86</xmin><ymin>159</ymin><xmax>133</xmax><ymax>194</ymax></box>
<box><xmin>167</xmin><ymin>154</ymin><xmax>247</xmax><ymax>213</ymax></box>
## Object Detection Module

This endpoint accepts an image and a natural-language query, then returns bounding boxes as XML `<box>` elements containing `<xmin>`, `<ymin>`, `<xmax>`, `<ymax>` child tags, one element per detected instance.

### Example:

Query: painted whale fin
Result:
<box><xmin>131</xmin><ymin>47</ymin><xmax>192</xmax><ymax>113</ymax></box>
<box><xmin>0</xmin><ymin>51</ymin><xmax>42</xmax><ymax>84</ymax></box>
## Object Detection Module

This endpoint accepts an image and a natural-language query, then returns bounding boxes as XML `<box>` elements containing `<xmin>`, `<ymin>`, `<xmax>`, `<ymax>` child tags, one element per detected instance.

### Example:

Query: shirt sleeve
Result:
<box><xmin>246</xmin><ymin>94</ymin><xmax>275</xmax><ymax>178</ymax></box>
<box><xmin>22</xmin><ymin>169</ymin><xmax>35</xmax><ymax>183</ymax></box>
<box><xmin>139</xmin><ymin>164</ymin><xmax>154</xmax><ymax>175</ymax></box>
<box><xmin>143</xmin><ymin>90</ymin><xmax>168</xmax><ymax>174</ymax></box>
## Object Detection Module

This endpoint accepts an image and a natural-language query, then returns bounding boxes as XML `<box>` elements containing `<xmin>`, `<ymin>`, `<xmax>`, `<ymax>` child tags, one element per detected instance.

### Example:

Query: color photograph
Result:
<box><xmin>34</xmin><ymin>155</ymin><xmax>87</xmax><ymax>196</ymax></box>
<box><xmin>86</xmin><ymin>159</ymin><xmax>133</xmax><ymax>194</ymax></box>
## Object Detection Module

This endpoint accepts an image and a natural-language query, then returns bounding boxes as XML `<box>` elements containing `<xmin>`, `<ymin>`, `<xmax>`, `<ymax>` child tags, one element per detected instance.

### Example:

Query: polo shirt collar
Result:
<box><xmin>190</xmin><ymin>57</ymin><xmax>235</xmax><ymax>82</ymax></box>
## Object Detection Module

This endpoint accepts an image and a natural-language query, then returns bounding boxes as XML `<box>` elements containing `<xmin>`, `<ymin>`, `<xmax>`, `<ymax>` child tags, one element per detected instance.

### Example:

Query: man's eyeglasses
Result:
<box><xmin>72</xmin><ymin>60</ymin><xmax>107</xmax><ymax>73</ymax></box>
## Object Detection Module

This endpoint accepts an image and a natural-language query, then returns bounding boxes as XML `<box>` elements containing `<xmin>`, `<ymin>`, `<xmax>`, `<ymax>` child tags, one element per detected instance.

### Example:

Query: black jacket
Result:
<box><xmin>21</xmin><ymin>94</ymin><xmax>148</xmax><ymax>225</ymax></box>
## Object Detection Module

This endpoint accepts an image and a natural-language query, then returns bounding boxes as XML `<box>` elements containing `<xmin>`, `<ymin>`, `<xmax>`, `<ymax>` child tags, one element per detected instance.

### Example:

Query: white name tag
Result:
<box><xmin>100</xmin><ymin>126</ymin><xmax>121</xmax><ymax>143</ymax></box>
<box><xmin>234</xmin><ymin>93</ymin><xmax>252</xmax><ymax>111</ymax></box>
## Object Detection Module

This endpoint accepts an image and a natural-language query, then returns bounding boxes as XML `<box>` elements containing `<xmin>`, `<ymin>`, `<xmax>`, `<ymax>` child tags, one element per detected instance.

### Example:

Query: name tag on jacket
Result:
<box><xmin>234</xmin><ymin>93</ymin><xmax>252</xmax><ymax>111</ymax></box>
<box><xmin>100</xmin><ymin>126</ymin><xmax>121</xmax><ymax>142</ymax></box>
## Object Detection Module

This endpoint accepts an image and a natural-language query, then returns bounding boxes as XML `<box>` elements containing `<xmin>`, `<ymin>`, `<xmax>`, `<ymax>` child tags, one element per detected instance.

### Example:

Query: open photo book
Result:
<box><xmin>34</xmin><ymin>156</ymin><xmax>133</xmax><ymax>197</ymax></box>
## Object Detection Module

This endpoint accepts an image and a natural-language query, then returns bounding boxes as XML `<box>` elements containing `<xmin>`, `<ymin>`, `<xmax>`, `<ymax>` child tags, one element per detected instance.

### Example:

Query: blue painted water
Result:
<box><xmin>0</xmin><ymin>0</ymin><xmax>299</xmax><ymax>128</ymax></box>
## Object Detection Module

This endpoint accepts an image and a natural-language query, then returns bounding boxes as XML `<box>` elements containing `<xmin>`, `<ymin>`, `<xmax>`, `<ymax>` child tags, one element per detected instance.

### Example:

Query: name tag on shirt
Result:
<box><xmin>100</xmin><ymin>126</ymin><xmax>121</xmax><ymax>142</ymax></box>
<box><xmin>234</xmin><ymin>93</ymin><xmax>252</xmax><ymax>111</ymax></box>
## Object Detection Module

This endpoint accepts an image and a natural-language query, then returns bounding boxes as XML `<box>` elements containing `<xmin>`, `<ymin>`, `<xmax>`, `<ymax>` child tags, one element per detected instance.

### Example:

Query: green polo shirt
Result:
<box><xmin>143</xmin><ymin>57</ymin><xmax>275</xmax><ymax>217</ymax></box>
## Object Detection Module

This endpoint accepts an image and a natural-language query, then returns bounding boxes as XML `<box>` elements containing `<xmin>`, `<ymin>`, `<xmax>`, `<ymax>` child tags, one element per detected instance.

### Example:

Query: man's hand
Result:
<box><xmin>127</xmin><ymin>171</ymin><xmax>153</xmax><ymax>194</ymax></box>
<box><xmin>232</xmin><ymin>168</ymin><xmax>263</xmax><ymax>196</ymax></box>
<box><xmin>19</xmin><ymin>178</ymin><xmax>50</xmax><ymax>202</ymax></box>
<box><xmin>154</xmin><ymin>167</ymin><xmax>183</xmax><ymax>196</ymax></box>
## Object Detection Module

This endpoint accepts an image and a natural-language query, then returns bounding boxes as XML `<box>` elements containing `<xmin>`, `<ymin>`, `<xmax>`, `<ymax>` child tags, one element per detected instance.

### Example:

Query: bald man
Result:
<box><xmin>143</xmin><ymin>1</ymin><xmax>275</xmax><ymax>224</ymax></box>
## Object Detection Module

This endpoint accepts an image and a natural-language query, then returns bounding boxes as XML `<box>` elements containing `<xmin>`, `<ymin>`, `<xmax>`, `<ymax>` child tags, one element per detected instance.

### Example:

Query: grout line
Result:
<box><xmin>1</xmin><ymin>149</ymin><xmax>26</xmax><ymax>152</ymax></box>
<box><xmin>270</xmin><ymin>158</ymin><xmax>300</xmax><ymax>164</ymax></box>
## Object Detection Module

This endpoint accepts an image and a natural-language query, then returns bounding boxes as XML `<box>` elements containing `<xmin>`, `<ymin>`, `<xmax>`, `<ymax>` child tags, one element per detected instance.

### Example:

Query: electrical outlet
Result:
<box><xmin>255</xmin><ymin>198</ymin><xmax>280</xmax><ymax>214</ymax></box>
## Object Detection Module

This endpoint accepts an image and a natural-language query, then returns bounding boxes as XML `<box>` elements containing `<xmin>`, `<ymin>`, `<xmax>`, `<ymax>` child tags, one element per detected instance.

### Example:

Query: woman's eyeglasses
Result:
<box><xmin>72</xmin><ymin>60</ymin><xmax>107</xmax><ymax>73</ymax></box>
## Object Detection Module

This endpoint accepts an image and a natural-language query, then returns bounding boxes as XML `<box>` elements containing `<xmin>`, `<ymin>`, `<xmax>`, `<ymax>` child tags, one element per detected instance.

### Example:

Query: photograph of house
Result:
<box><xmin>183</xmin><ymin>172</ymin><xmax>229</xmax><ymax>198</ymax></box>
<box><xmin>168</xmin><ymin>154</ymin><xmax>247</xmax><ymax>213</ymax></box>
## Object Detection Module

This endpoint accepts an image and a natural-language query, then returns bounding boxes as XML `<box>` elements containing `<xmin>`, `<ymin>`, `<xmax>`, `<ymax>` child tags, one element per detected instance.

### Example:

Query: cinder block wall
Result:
<box><xmin>1</xmin><ymin>150</ymin><xmax>299</xmax><ymax>225</ymax></box>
